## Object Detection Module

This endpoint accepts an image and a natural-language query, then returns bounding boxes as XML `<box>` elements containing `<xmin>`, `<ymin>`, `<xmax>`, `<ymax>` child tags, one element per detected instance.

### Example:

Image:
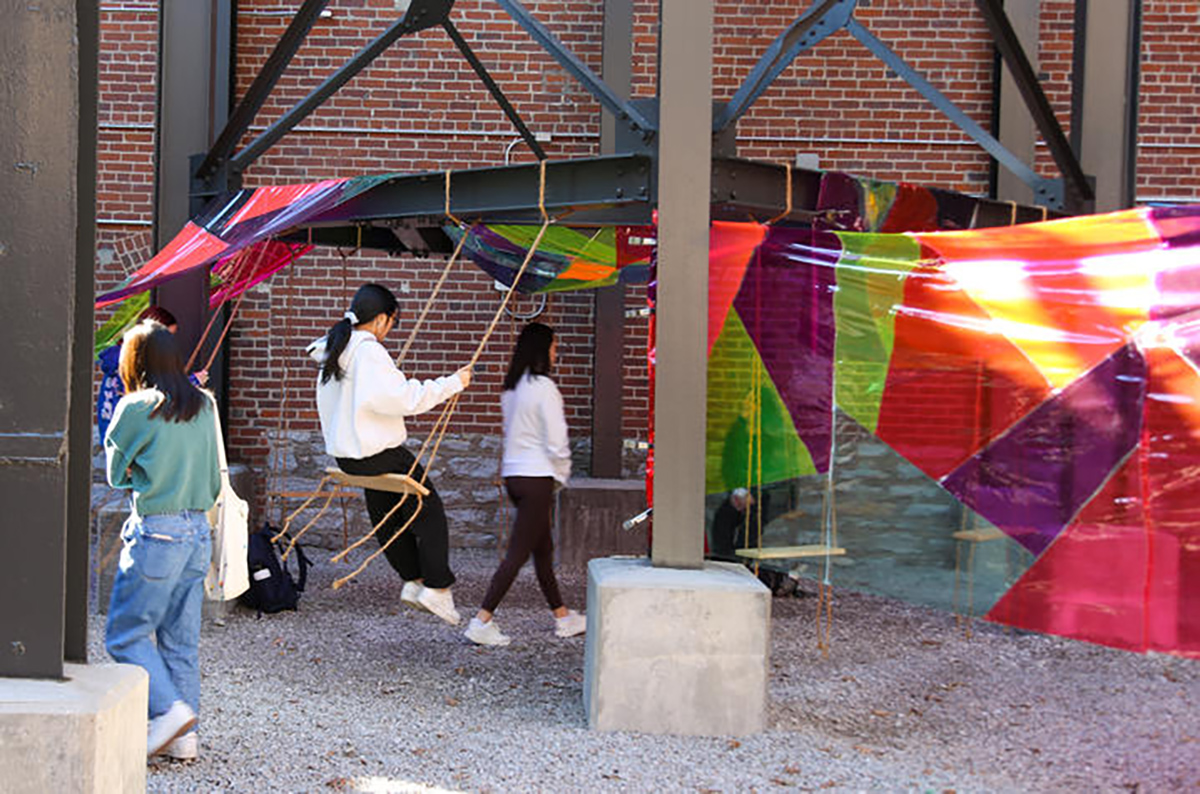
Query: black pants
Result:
<box><xmin>337</xmin><ymin>445</ymin><xmax>455</xmax><ymax>589</ymax></box>
<box><xmin>481</xmin><ymin>476</ymin><xmax>563</xmax><ymax>613</ymax></box>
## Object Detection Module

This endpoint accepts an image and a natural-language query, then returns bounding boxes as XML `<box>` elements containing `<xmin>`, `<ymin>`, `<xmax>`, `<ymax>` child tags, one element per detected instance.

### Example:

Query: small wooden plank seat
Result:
<box><xmin>325</xmin><ymin>467</ymin><xmax>429</xmax><ymax>497</ymax></box>
<box><xmin>735</xmin><ymin>544</ymin><xmax>846</xmax><ymax>561</ymax></box>
<box><xmin>952</xmin><ymin>526</ymin><xmax>1006</xmax><ymax>543</ymax></box>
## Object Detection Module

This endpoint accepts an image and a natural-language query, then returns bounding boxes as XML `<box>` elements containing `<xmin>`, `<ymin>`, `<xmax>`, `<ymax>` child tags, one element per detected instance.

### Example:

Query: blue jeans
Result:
<box><xmin>105</xmin><ymin>510</ymin><xmax>211</xmax><ymax>723</ymax></box>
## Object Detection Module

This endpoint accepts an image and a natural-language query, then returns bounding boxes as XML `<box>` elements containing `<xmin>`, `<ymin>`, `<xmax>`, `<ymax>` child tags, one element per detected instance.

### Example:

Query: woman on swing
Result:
<box><xmin>309</xmin><ymin>283</ymin><xmax>471</xmax><ymax>625</ymax></box>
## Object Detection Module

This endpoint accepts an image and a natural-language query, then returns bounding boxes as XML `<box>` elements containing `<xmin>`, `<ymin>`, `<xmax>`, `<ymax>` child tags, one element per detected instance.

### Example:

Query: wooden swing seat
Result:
<box><xmin>325</xmin><ymin>467</ymin><xmax>430</xmax><ymax>497</ymax></box>
<box><xmin>735</xmin><ymin>544</ymin><xmax>846</xmax><ymax>561</ymax></box>
<box><xmin>952</xmin><ymin>526</ymin><xmax>1005</xmax><ymax>543</ymax></box>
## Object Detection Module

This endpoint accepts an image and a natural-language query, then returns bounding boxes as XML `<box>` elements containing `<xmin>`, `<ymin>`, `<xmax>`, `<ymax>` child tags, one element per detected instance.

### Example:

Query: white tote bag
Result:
<box><xmin>204</xmin><ymin>394</ymin><xmax>250</xmax><ymax>601</ymax></box>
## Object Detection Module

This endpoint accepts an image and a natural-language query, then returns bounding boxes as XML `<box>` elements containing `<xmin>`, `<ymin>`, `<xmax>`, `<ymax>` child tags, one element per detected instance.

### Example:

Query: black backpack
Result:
<box><xmin>239</xmin><ymin>524</ymin><xmax>311</xmax><ymax>614</ymax></box>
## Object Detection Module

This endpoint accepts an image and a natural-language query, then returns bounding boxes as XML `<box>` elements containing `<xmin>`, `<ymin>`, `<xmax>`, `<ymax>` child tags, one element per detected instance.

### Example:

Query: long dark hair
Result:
<box><xmin>503</xmin><ymin>322</ymin><xmax>554</xmax><ymax>391</ymax></box>
<box><xmin>118</xmin><ymin>321</ymin><xmax>205</xmax><ymax>422</ymax></box>
<box><xmin>321</xmin><ymin>283</ymin><xmax>399</xmax><ymax>384</ymax></box>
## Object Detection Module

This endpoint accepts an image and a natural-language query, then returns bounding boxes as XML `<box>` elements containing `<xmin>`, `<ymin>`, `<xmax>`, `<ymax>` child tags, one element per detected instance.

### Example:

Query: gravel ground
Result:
<box><xmin>89</xmin><ymin>549</ymin><xmax>1198</xmax><ymax>793</ymax></box>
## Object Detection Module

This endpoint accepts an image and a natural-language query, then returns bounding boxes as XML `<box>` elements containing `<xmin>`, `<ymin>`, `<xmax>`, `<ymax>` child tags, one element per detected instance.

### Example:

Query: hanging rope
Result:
<box><xmin>184</xmin><ymin>242</ymin><xmax>267</xmax><ymax>373</ymax></box>
<box><xmin>395</xmin><ymin>171</ymin><xmax>472</xmax><ymax>367</ymax></box>
<box><xmin>766</xmin><ymin>162</ymin><xmax>793</xmax><ymax>226</ymax></box>
<box><xmin>318</xmin><ymin>160</ymin><xmax>557</xmax><ymax>589</ymax></box>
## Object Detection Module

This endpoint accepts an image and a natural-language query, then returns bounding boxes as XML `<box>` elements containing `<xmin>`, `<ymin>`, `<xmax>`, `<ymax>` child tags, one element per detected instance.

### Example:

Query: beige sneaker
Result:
<box><xmin>400</xmin><ymin>580</ymin><xmax>430</xmax><ymax>613</ymax></box>
<box><xmin>555</xmin><ymin>610</ymin><xmax>586</xmax><ymax>638</ymax></box>
<box><xmin>464</xmin><ymin>616</ymin><xmax>511</xmax><ymax>646</ymax></box>
<box><xmin>147</xmin><ymin>701</ymin><xmax>196</xmax><ymax>757</ymax></box>
<box><xmin>164</xmin><ymin>731</ymin><xmax>198</xmax><ymax>761</ymax></box>
<box><xmin>416</xmin><ymin>586</ymin><xmax>461</xmax><ymax>626</ymax></box>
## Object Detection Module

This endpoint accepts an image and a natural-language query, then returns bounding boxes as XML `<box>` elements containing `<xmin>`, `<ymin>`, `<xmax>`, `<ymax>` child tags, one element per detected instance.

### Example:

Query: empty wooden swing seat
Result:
<box><xmin>325</xmin><ymin>466</ymin><xmax>429</xmax><ymax>497</ymax></box>
<box><xmin>735</xmin><ymin>544</ymin><xmax>846</xmax><ymax>561</ymax></box>
<box><xmin>952</xmin><ymin>526</ymin><xmax>1005</xmax><ymax>543</ymax></box>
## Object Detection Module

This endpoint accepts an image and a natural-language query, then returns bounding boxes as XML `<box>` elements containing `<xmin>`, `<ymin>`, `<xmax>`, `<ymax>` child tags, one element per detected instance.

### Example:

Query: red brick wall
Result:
<box><xmin>94</xmin><ymin>0</ymin><xmax>1200</xmax><ymax>502</ymax></box>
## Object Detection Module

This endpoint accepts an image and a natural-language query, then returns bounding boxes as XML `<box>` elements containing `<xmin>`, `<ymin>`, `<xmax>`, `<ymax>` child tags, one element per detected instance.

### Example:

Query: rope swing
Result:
<box><xmin>284</xmin><ymin>161</ymin><xmax>558</xmax><ymax>589</ymax></box>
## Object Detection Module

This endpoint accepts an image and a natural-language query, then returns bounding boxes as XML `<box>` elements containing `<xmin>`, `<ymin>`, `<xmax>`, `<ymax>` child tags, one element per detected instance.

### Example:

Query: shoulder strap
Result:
<box><xmin>208</xmin><ymin>393</ymin><xmax>231</xmax><ymax>480</ymax></box>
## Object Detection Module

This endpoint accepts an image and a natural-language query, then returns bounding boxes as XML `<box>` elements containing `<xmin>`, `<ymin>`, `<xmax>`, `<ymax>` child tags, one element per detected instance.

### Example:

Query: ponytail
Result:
<box><xmin>320</xmin><ymin>283</ymin><xmax>399</xmax><ymax>384</ymax></box>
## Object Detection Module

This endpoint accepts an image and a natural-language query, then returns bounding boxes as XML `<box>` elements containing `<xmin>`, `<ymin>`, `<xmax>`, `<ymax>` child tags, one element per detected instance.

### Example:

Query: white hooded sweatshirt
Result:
<box><xmin>308</xmin><ymin>330</ymin><xmax>464</xmax><ymax>460</ymax></box>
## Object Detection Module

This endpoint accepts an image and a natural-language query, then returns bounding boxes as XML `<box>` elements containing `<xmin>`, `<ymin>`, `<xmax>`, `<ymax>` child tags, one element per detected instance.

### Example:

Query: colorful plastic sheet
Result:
<box><xmin>700</xmin><ymin>206</ymin><xmax>1200</xmax><ymax>658</ymax></box>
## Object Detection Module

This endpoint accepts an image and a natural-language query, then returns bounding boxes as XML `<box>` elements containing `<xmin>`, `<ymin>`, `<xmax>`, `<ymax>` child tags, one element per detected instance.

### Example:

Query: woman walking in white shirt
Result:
<box><xmin>464</xmin><ymin>322</ymin><xmax>586</xmax><ymax>646</ymax></box>
<box><xmin>309</xmin><ymin>283</ymin><xmax>471</xmax><ymax>625</ymax></box>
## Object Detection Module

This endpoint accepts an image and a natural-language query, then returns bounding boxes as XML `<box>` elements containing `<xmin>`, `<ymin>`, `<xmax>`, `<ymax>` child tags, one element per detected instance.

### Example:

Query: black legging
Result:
<box><xmin>481</xmin><ymin>476</ymin><xmax>563</xmax><ymax>613</ymax></box>
<box><xmin>337</xmin><ymin>444</ymin><xmax>455</xmax><ymax>589</ymax></box>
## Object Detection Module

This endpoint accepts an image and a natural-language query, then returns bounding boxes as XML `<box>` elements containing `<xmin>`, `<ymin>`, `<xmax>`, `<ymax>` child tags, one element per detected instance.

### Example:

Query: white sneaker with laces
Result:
<box><xmin>555</xmin><ymin>610</ymin><xmax>587</xmax><ymax>638</ymax></box>
<box><xmin>464</xmin><ymin>616</ymin><xmax>512</xmax><ymax>646</ymax></box>
<box><xmin>164</xmin><ymin>731</ymin><xmax>198</xmax><ymax>761</ymax></box>
<box><xmin>400</xmin><ymin>580</ymin><xmax>430</xmax><ymax>613</ymax></box>
<box><xmin>416</xmin><ymin>586</ymin><xmax>461</xmax><ymax>626</ymax></box>
<box><xmin>147</xmin><ymin>701</ymin><xmax>197</xmax><ymax>758</ymax></box>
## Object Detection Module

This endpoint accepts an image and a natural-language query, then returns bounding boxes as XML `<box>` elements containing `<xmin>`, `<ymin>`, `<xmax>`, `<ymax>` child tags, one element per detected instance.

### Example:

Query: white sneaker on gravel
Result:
<box><xmin>555</xmin><ymin>610</ymin><xmax>587</xmax><ymax>638</ymax></box>
<box><xmin>464</xmin><ymin>616</ymin><xmax>511</xmax><ymax>646</ymax></box>
<box><xmin>147</xmin><ymin>701</ymin><xmax>196</xmax><ymax>758</ymax></box>
<box><xmin>417</xmin><ymin>586</ymin><xmax>461</xmax><ymax>626</ymax></box>
<box><xmin>400</xmin><ymin>580</ymin><xmax>430</xmax><ymax>613</ymax></box>
<box><xmin>164</xmin><ymin>731</ymin><xmax>198</xmax><ymax>761</ymax></box>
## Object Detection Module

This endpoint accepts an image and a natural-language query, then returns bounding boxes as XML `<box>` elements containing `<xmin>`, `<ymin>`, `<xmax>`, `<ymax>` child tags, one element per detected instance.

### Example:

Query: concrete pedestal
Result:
<box><xmin>583</xmin><ymin>557</ymin><xmax>770</xmax><ymax>735</ymax></box>
<box><xmin>0</xmin><ymin>663</ymin><xmax>147</xmax><ymax>793</ymax></box>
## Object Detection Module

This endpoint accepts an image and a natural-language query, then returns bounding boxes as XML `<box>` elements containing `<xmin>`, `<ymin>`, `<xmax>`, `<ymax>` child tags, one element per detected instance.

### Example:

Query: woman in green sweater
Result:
<box><xmin>104</xmin><ymin>321</ymin><xmax>221</xmax><ymax>760</ymax></box>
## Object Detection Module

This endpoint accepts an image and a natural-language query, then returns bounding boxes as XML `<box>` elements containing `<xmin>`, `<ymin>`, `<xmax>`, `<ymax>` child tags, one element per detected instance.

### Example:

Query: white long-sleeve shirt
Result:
<box><xmin>500</xmin><ymin>373</ymin><xmax>572</xmax><ymax>485</ymax></box>
<box><xmin>309</xmin><ymin>330</ymin><xmax>464</xmax><ymax>460</ymax></box>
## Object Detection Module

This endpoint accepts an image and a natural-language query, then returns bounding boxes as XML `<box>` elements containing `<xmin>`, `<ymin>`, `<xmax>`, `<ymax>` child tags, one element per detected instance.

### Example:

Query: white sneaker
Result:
<box><xmin>416</xmin><ymin>586</ymin><xmax>461</xmax><ymax>626</ymax></box>
<box><xmin>147</xmin><ymin>701</ymin><xmax>197</xmax><ymax>758</ymax></box>
<box><xmin>555</xmin><ymin>610</ymin><xmax>587</xmax><ymax>638</ymax></box>
<box><xmin>400</xmin><ymin>580</ymin><xmax>430</xmax><ymax>613</ymax></box>
<box><xmin>464</xmin><ymin>616</ymin><xmax>511</xmax><ymax>646</ymax></box>
<box><xmin>164</xmin><ymin>731</ymin><xmax>198</xmax><ymax>761</ymax></box>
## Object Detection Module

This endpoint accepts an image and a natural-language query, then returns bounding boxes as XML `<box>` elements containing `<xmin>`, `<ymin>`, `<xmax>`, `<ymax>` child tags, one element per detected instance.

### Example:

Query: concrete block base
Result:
<box><xmin>0</xmin><ymin>663</ymin><xmax>147</xmax><ymax>793</ymax></box>
<box><xmin>583</xmin><ymin>557</ymin><xmax>770</xmax><ymax>735</ymax></box>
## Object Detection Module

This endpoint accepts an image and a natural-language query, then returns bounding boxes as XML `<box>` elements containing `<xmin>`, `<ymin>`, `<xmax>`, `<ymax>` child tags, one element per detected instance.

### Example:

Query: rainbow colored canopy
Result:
<box><xmin>702</xmin><ymin>206</ymin><xmax>1200</xmax><ymax>658</ymax></box>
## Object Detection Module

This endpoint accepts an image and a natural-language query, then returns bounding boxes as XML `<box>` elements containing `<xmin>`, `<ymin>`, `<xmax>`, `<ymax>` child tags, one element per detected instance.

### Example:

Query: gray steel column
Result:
<box><xmin>154</xmin><ymin>0</ymin><xmax>233</xmax><ymax>363</ymax></box>
<box><xmin>652</xmin><ymin>0</ymin><xmax>712</xmax><ymax>568</ymax></box>
<box><xmin>1073</xmin><ymin>0</ymin><xmax>1140</xmax><ymax>211</ymax></box>
<box><xmin>0</xmin><ymin>0</ymin><xmax>96</xmax><ymax>679</ymax></box>
<box><xmin>995</xmin><ymin>0</ymin><xmax>1040</xmax><ymax>205</ymax></box>
<box><xmin>591</xmin><ymin>0</ymin><xmax>634</xmax><ymax>479</ymax></box>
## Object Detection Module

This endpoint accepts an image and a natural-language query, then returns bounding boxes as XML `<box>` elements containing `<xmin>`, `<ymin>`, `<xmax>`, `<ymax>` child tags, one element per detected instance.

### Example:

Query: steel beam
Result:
<box><xmin>195</xmin><ymin>0</ymin><xmax>330</xmax><ymax>181</ymax></box>
<box><xmin>652</xmin><ymin>0</ymin><xmax>712</xmax><ymax>569</ymax></box>
<box><xmin>230</xmin><ymin>0</ymin><xmax>454</xmax><ymax>172</ymax></box>
<box><xmin>994</xmin><ymin>0</ymin><xmax>1041</xmax><ymax>205</ymax></box>
<box><xmin>493</xmin><ymin>0</ymin><xmax>655</xmax><ymax>141</ymax></box>
<box><xmin>0</xmin><ymin>0</ymin><xmax>96</xmax><ymax>678</ymax></box>
<box><xmin>155</xmin><ymin>1</ymin><xmax>233</xmax><ymax>388</ymax></box>
<box><xmin>591</xmin><ymin>0</ymin><xmax>634</xmax><ymax>480</ymax></box>
<box><xmin>1072</xmin><ymin>0</ymin><xmax>1141</xmax><ymax>211</ymax></box>
<box><xmin>714</xmin><ymin>0</ymin><xmax>856</xmax><ymax>131</ymax></box>
<box><xmin>306</xmin><ymin>154</ymin><xmax>654</xmax><ymax>227</ymax></box>
<box><xmin>441</xmin><ymin>19</ymin><xmax>545</xmax><ymax>161</ymax></box>
<box><xmin>846</xmin><ymin>17</ymin><xmax>1062</xmax><ymax>209</ymax></box>
<box><xmin>274</xmin><ymin>154</ymin><xmax>1057</xmax><ymax>241</ymax></box>
<box><xmin>975</xmin><ymin>0</ymin><xmax>1093</xmax><ymax>210</ymax></box>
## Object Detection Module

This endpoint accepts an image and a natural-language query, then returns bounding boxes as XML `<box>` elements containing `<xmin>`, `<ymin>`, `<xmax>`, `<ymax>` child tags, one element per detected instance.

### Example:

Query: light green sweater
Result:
<box><xmin>105</xmin><ymin>390</ymin><xmax>222</xmax><ymax>516</ymax></box>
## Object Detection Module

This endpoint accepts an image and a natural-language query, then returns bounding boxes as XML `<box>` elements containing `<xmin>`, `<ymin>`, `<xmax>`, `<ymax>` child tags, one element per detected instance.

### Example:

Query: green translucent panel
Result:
<box><xmin>861</xmin><ymin>179</ymin><xmax>898</xmax><ymax>231</ymax></box>
<box><xmin>833</xmin><ymin>232</ymin><xmax>922</xmax><ymax>432</ymax></box>
<box><xmin>488</xmin><ymin>225</ymin><xmax>618</xmax><ymax>265</ymax></box>
<box><xmin>95</xmin><ymin>292</ymin><xmax>150</xmax><ymax>357</ymax></box>
<box><xmin>706</xmin><ymin>309</ymin><xmax>815</xmax><ymax>494</ymax></box>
